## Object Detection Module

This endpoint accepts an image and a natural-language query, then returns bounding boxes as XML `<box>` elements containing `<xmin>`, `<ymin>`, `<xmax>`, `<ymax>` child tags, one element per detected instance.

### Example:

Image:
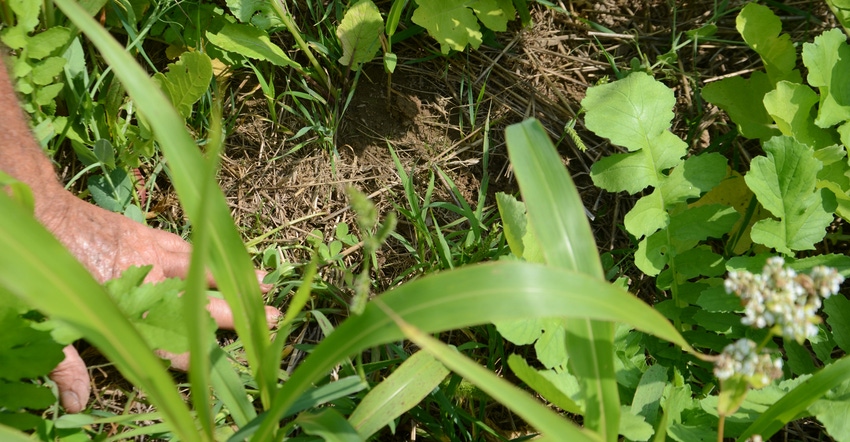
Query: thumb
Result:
<box><xmin>49</xmin><ymin>345</ymin><xmax>91</xmax><ymax>413</ymax></box>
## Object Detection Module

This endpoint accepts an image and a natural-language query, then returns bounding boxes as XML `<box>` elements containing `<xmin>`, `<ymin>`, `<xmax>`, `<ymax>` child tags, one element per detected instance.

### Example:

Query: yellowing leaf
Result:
<box><xmin>337</xmin><ymin>0</ymin><xmax>383</xmax><ymax>71</ymax></box>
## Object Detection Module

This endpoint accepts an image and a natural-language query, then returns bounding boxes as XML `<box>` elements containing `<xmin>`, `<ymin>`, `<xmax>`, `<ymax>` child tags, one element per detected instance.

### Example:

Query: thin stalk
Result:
<box><xmin>270</xmin><ymin>0</ymin><xmax>334</xmax><ymax>99</ymax></box>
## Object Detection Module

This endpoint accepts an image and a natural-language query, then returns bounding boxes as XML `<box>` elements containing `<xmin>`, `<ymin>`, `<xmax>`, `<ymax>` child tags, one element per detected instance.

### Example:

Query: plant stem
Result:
<box><xmin>270</xmin><ymin>0</ymin><xmax>335</xmax><ymax>100</ymax></box>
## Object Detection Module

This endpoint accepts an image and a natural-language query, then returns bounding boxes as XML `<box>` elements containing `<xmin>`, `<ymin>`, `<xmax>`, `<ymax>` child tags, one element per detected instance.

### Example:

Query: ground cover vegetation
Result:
<box><xmin>2</xmin><ymin>0</ymin><xmax>850</xmax><ymax>440</ymax></box>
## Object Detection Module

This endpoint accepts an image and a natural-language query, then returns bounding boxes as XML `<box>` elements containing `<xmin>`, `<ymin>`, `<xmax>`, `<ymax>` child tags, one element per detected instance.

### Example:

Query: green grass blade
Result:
<box><xmin>380</xmin><ymin>303</ymin><xmax>601</xmax><ymax>441</ymax></box>
<box><xmin>210</xmin><ymin>347</ymin><xmax>257</xmax><ymax>427</ymax></box>
<box><xmin>738</xmin><ymin>355</ymin><xmax>850</xmax><ymax>441</ymax></box>
<box><xmin>506</xmin><ymin>118</ymin><xmax>619</xmax><ymax>439</ymax></box>
<box><xmin>348</xmin><ymin>350</ymin><xmax>450</xmax><ymax>439</ymax></box>
<box><xmin>253</xmin><ymin>260</ymin><xmax>700</xmax><ymax>440</ymax></box>
<box><xmin>0</xmin><ymin>195</ymin><xmax>198</xmax><ymax>441</ymax></box>
<box><xmin>54</xmin><ymin>0</ymin><xmax>273</xmax><ymax>400</ymax></box>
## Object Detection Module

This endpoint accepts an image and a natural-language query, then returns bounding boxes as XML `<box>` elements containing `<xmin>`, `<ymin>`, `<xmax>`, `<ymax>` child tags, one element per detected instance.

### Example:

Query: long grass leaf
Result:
<box><xmin>738</xmin><ymin>355</ymin><xmax>850</xmax><ymax>441</ymax></box>
<box><xmin>380</xmin><ymin>303</ymin><xmax>601</xmax><ymax>441</ymax></box>
<box><xmin>506</xmin><ymin>118</ymin><xmax>619</xmax><ymax>439</ymax></box>
<box><xmin>253</xmin><ymin>260</ymin><xmax>700</xmax><ymax>440</ymax></box>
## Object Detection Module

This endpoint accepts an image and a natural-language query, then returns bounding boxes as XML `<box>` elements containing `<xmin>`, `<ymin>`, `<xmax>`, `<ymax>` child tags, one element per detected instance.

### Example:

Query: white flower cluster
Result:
<box><xmin>724</xmin><ymin>257</ymin><xmax>845</xmax><ymax>344</ymax></box>
<box><xmin>713</xmin><ymin>339</ymin><xmax>783</xmax><ymax>388</ymax></box>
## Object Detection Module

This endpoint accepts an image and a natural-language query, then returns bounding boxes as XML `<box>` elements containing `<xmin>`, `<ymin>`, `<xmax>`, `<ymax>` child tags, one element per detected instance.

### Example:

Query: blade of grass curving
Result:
<box><xmin>376</xmin><ymin>300</ymin><xmax>601</xmax><ymax>441</ymax></box>
<box><xmin>54</xmin><ymin>0</ymin><xmax>273</xmax><ymax>402</ymax></box>
<box><xmin>348</xmin><ymin>350</ymin><xmax>450</xmax><ymax>439</ymax></box>
<box><xmin>210</xmin><ymin>347</ymin><xmax>257</xmax><ymax>427</ymax></box>
<box><xmin>253</xmin><ymin>261</ymin><xmax>701</xmax><ymax>440</ymax></box>
<box><xmin>506</xmin><ymin>118</ymin><xmax>619</xmax><ymax>439</ymax></box>
<box><xmin>0</xmin><ymin>195</ymin><xmax>198</xmax><ymax>441</ymax></box>
<box><xmin>738</xmin><ymin>355</ymin><xmax>850</xmax><ymax>441</ymax></box>
<box><xmin>184</xmin><ymin>99</ymin><xmax>227</xmax><ymax>439</ymax></box>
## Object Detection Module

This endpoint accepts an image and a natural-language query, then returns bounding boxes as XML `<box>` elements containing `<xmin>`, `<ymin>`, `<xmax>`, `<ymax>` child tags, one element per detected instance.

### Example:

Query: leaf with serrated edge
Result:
<box><xmin>152</xmin><ymin>51</ymin><xmax>213</xmax><ymax>119</ymax></box>
<box><xmin>763</xmin><ymin>81</ymin><xmax>837</xmax><ymax>149</ymax></box>
<box><xmin>337</xmin><ymin>0</ymin><xmax>383</xmax><ymax>71</ymax></box>
<box><xmin>802</xmin><ymin>28</ymin><xmax>850</xmax><ymax>128</ymax></box>
<box><xmin>411</xmin><ymin>0</ymin><xmax>482</xmax><ymax>54</ymax></box>
<box><xmin>206</xmin><ymin>22</ymin><xmax>299</xmax><ymax>69</ymax></box>
<box><xmin>745</xmin><ymin>136</ymin><xmax>834</xmax><ymax>255</ymax></box>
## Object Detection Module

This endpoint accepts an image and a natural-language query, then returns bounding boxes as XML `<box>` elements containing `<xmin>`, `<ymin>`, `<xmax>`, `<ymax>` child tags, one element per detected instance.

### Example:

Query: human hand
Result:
<box><xmin>43</xmin><ymin>192</ymin><xmax>281</xmax><ymax>413</ymax></box>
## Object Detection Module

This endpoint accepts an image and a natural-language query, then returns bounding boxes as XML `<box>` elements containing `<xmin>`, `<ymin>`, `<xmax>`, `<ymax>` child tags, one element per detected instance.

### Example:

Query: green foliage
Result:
<box><xmin>411</xmin><ymin>0</ymin><xmax>517</xmax><ymax>54</ymax></box>
<box><xmin>744</xmin><ymin>136</ymin><xmax>834</xmax><ymax>255</ymax></box>
<box><xmin>337</xmin><ymin>0</ymin><xmax>383</xmax><ymax>71</ymax></box>
<box><xmin>583</xmin><ymin>4</ymin><xmax>850</xmax><ymax>440</ymax></box>
<box><xmin>152</xmin><ymin>51</ymin><xmax>213</xmax><ymax>120</ymax></box>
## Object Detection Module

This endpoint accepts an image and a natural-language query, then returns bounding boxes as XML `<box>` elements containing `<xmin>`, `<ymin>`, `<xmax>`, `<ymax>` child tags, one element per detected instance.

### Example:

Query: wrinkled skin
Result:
<box><xmin>0</xmin><ymin>56</ymin><xmax>281</xmax><ymax>413</ymax></box>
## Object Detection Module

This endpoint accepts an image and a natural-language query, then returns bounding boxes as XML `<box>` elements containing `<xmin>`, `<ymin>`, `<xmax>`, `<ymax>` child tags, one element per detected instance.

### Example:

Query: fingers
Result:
<box><xmin>49</xmin><ymin>345</ymin><xmax>91</xmax><ymax>413</ymax></box>
<box><xmin>206</xmin><ymin>297</ymin><xmax>282</xmax><ymax>330</ymax></box>
<box><xmin>155</xmin><ymin>349</ymin><xmax>190</xmax><ymax>371</ymax></box>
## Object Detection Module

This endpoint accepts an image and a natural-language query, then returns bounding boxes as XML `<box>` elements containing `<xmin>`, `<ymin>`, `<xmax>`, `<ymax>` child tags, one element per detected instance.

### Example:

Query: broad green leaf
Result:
<box><xmin>87</xmin><ymin>168</ymin><xmax>133</xmax><ymax>213</ymax></box>
<box><xmin>702</xmin><ymin>72</ymin><xmax>780</xmax><ymax>141</ymax></box>
<box><xmin>0</xmin><ymin>422</ymin><xmax>36</xmax><ymax>441</ymax></box>
<box><xmin>507</xmin><ymin>354</ymin><xmax>582</xmax><ymax>414</ymax></box>
<box><xmin>0</xmin><ymin>0</ymin><xmax>39</xmax><ymax>49</ymax></box>
<box><xmin>809</xmin><ymin>398</ymin><xmax>850</xmax><ymax>441</ymax></box>
<box><xmin>802</xmin><ymin>28</ymin><xmax>850</xmax><ymax>128</ymax></box>
<box><xmin>618</xmin><ymin>406</ymin><xmax>653</xmax><ymax>442</ymax></box>
<box><xmin>152</xmin><ymin>51</ymin><xmax>213</xmax><ymax>120</ymax></box>
<box><xmin>105</xmin><ymin>267</ymin><xmax>213</xmax><ymax>355</ymax></box>
<box><xmin>739</xmin><ymin>356</ymin><xmax>850</xmax><ymax>441</ymax></box>
<box><xmin>254</xmin><ymin>261</ymin><xmax>701</xmax><ymax>440</ymax></box>
<box><xmin>25</xmin><ymin>27</ymin><xmax>73</xmax><ymax>60</ymax></box>
<box><xmin>745</xmin><ymin>136</ymin><xmax>834</xmax><ymax>255</ymax></box>
<box><xmin>763</xmin><ymin>81</ymin><xmax>837</xmax><ymax>149</ymax></box>
<box><xmin>624</xmin><ymin>153</ymin><xmax>728</xmax><ymax>239</ymax></box>
<box><xmin>470</xmin><ymin>0</ymin><xmax>515</xmax><ymax>32</ymax></box>
<box><xmin>506</xmin><ymin>119</ymin><xmax>618</xmax><ymax>439</ymax></box>
<box><xmin>225</xmin><ymin>0</ymin><xmax>282</xmax><ymax>30</ymax></box>
<box><xmin>337</xmin><ymin>0</ymin><xmax>383</xmax><ymax>71</ymax></box>
<box><xmin>586</xmin><ymin>73</ymin><xmax>687</xmax><ymax>195</ymax></box>
<box><xmin>206</xmin><ymin>22</ymin><xmax>300</xmax><ymax>69</ymax></box>
<box><xmin>30</xmin><ymin>57</ymin><xmax>65</xmax><ymax>85</ymax></box>
<box><xmin>296</xmin><ymin>409</ymin><xmax>360</xmax><ymax>442</ymax></box>
<box><xmin>635</xmin><ymin>205</ymin><xmax>738</xmax><ymax>276</ymax></box>
<box><xmin>631</xmin><ymin>365</ymin><xmax>667</xmax><ymax>427</ymax></box>
<box><xmin>736</xmin><ymin>3</ymin><xmax>801</xmax><ymax>85</ymax></box>
<box><xmin>824</xmin><ymin>295</ymin><xmax>850</xmax><ymax>353</ymax></box>
<box><xmin>0</xmin><ymin>309</ymin><xmax>64</xmax><ymax>381</ymax></box>
<box><xmin>411</xmin><ymin>0</ymin><xmax>483</xmax><ymax>54</ymax></box>
<box><xmin>0</xmin><ymin>380</ymin><xmax>56</xmax><ymax>410</ymax></box>
<box><xmin>348</xmin><ymin>350</ymin><xmax>449</xmax><ymax>438</ymax></box>
<box><xmin>694</xmin><ymin>171</ymin><xmax>768</xmax><ymax>254</ymax></box>
<box><xmin>667</xmin><ymin>205</ymin><xmax>740</xmax><ymax>252</ymax></box>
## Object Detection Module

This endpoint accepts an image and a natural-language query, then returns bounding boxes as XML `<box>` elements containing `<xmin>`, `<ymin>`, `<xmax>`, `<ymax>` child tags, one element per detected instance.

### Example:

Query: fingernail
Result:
<box><xmin>61</xmin><ymin>391</ymin><xmax>81</xmax><ymax>413</ymax></box>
